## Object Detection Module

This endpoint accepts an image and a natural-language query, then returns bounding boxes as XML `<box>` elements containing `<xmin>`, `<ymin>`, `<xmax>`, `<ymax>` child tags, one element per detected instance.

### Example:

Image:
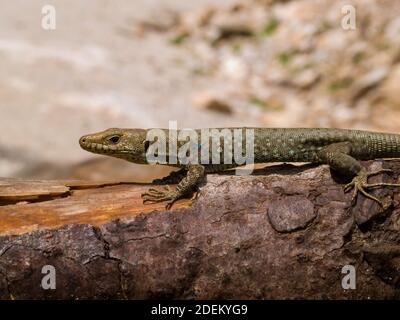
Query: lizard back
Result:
<box><xmin>251</xmin><ymin>128</ymin><xmax>400</xmax><ymax>163</ymax></box>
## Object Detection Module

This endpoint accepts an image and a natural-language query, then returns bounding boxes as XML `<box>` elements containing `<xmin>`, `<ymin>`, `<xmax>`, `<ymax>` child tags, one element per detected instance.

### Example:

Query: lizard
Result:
<box><xmin>79</xmin><ymin>127</ymin><xmax>400</xmax><ymax>209</ymax></box>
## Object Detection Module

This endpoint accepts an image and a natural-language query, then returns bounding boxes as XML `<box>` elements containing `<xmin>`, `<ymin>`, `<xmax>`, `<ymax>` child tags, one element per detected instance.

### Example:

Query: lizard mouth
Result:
<box><xmin>79</xmin><ymin>139</ymin><xmax>127</xmax><ymax>155</ymax></box>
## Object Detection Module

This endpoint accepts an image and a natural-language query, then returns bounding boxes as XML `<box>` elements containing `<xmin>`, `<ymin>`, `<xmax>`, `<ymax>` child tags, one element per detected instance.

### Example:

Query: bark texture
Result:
<box><xmin>1</xmin><ymin>160</ymin><xmax>400</xmax><ymax>299</ymax></box>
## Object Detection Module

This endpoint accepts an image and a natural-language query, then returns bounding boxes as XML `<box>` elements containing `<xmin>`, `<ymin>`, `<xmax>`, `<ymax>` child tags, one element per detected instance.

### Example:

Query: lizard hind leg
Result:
<box><xmin>317</xmin><ymin>142</ymin><xmax>400</xmax><ymax>208</ymax></box>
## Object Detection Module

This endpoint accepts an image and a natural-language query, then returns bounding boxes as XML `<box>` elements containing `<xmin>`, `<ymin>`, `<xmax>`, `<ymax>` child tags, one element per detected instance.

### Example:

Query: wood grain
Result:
<box><xmin>0</xmin><ymin>178</ymin><xmax>190</xmax><ymax>235</ymax></box>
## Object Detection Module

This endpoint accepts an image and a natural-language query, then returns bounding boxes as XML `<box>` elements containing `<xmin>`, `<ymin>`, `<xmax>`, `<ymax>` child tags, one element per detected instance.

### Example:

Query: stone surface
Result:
<box><xmin>1</xmin><ymin>160</ymin><xmax>400</xmax><ymax>299</ymax></box>
<box><xmin>268</xmin><ymin>195</ymin><xmax>316</xmax><ymax>232</ymax></box>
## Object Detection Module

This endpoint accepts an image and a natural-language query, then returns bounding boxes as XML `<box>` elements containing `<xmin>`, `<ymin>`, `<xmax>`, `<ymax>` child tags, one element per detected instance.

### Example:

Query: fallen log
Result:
<box><xmin>0</xmin><ymin>160</ymin><xmax>400</xmax><ymax>299</ymax></box>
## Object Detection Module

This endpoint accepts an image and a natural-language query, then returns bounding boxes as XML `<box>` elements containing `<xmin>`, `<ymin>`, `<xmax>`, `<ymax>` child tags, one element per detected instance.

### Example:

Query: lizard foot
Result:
<box><xmin>343</xmin><ymin>169</ymin><xmax>400</xmax><ymax>207</ymax></box>
<box><xmin>141</xmin><ymin>185</ymin><xmax>179</xmax><ymax>209</ymax></box>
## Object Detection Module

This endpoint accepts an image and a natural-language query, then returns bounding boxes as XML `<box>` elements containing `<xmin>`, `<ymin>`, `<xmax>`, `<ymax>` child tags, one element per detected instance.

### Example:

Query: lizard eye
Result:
<box><xmin>107</xmin><ymin>135</ymin><xmax>121</xmax><ymax>144</ymax></box>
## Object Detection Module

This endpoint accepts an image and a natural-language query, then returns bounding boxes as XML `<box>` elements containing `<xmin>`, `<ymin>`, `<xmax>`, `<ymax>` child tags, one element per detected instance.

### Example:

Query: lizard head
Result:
<box><xmin>79</xmin><ymin>128</ymin><xmax>149</xmax><ymax>164</ymax></box>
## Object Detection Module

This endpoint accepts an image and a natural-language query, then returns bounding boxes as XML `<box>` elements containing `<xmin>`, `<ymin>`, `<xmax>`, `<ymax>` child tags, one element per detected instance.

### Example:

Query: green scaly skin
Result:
<box><xmin>80</xmin><ymin>127</ymin><xmax>400</xmax><ymax>209</ymax></box>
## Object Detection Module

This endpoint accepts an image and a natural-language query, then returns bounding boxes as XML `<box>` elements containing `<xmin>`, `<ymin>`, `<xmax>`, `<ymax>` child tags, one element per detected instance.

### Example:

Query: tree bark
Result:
<box><xmin>1</xmin><ymin>160</ymin><xmax>400</xmax><ymax>299</ymax></box>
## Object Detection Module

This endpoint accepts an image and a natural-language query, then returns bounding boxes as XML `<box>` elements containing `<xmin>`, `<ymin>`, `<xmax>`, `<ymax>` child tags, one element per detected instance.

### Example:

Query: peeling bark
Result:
<box><xmin>0</xmin><ymin>160</ymin><xmax>400</xmax><ymax>299</ymax></box>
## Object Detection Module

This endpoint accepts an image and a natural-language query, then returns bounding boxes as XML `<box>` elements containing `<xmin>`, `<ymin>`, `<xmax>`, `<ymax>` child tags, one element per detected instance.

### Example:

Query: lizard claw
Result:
<box><xmin>343</xmin><ymin>181</ymin><xmax>354</xmax><ymax>193</ymax></box>
<box><xmin>344</xmin><ymin>169</ymin><xmax>400</xmax><ymax>207</ymax></box>
<box><xmin>141</xmin><ymin>185</ymin><xmax>179</xmax><ymax>209</ymax></box>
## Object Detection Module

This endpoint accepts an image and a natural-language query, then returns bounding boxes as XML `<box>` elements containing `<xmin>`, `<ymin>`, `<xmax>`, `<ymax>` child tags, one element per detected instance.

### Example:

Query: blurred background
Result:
<box><xmin>1</xmin><ymin>0</ymin><xmax>400</xmax><ymax>182</ymax></box>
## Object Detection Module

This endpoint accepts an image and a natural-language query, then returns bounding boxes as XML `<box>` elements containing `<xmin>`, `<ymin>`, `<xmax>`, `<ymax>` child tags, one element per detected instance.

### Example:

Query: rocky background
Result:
<box><xmin>1</xmin><ymin>0</ymin><xmax>400</xmax><ymax>181</ymax></box>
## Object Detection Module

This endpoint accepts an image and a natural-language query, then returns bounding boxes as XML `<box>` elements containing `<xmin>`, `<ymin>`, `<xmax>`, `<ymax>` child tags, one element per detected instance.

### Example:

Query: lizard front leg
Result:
<box><xmin>141</xmin><ymin>164</ymin><xmax>205</xmax><ymax>209</ymax></box>
<box><xmin>317</xmin><ymin>142</ymin><xmax>400</xmax><ymax>207</ymax></box>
